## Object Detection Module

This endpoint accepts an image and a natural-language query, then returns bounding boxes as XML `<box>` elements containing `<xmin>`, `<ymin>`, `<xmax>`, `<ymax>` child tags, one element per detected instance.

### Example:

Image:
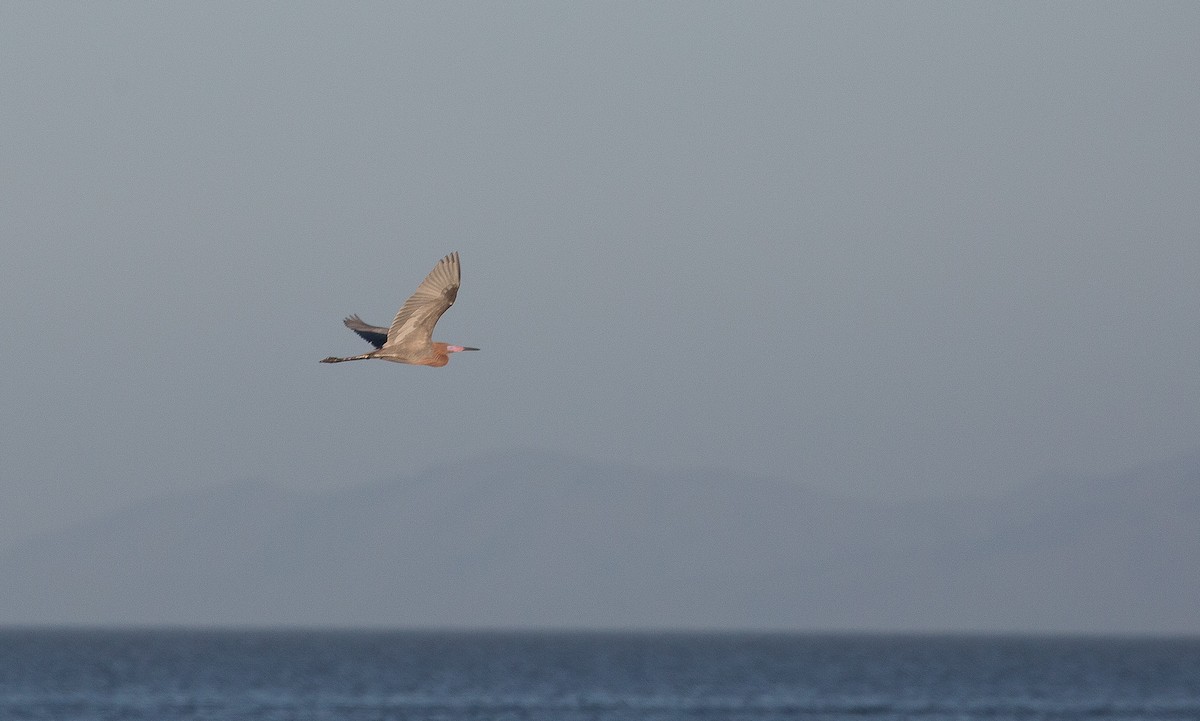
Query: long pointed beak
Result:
<box><xmin>447</xmin><ymin>346</ymin><xmax>479</xmax><ymax>352</ymax></box>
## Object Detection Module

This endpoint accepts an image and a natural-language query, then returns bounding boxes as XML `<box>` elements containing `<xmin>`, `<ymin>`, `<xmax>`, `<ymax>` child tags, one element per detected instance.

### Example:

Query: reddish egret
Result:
<box><xmin>321</xmin><ymin>252</ymin><xmax>478</xmax><ymax>367</ymax></box>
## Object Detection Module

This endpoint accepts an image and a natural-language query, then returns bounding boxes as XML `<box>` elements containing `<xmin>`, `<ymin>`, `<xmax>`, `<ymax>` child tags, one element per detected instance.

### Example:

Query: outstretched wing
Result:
<box><xmin>385</xmin><ymin>252</ymin><xmax>462</xmax><ymax>349</ymax></box>
<box><xmin>343</xmin><ymin>314</ymin><xmax>389</xmax><ymax>349</ymax></box>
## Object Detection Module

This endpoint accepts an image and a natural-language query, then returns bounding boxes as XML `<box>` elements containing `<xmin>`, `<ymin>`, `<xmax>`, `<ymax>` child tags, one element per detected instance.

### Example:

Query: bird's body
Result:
<box><xmin>321</xmin><ymin>252</ymin><xmax>478</xmax><ymax>367</ymax></box>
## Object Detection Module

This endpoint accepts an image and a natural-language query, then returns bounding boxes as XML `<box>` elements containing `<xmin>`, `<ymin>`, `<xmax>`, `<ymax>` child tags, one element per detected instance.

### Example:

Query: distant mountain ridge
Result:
<box><xmin>2</xmin><ymin>449</ymin><xmax>1197</xmax><ymax>633</ymax></box>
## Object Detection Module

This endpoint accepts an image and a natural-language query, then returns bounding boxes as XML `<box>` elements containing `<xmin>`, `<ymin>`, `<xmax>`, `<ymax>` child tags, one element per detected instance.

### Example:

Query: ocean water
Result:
<box><xmin>0</xmin><ymin>630</ymin><xmax>1197</xmax><ymax>721</ymax></box>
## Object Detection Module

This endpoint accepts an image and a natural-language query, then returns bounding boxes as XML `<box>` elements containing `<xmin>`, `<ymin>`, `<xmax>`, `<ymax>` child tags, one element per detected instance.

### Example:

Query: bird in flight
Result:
<box><xmin>321</xmin><ymin>251</ymin><xmax>478</xmax><ymax>367</ymax></box>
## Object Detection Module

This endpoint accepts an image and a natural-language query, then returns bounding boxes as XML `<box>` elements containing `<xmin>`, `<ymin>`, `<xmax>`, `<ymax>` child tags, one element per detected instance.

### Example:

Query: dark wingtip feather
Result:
<box><xmin>342</xmin><ymin>314</ymin><xmax>388</xmax><ymax>349</ymax></box>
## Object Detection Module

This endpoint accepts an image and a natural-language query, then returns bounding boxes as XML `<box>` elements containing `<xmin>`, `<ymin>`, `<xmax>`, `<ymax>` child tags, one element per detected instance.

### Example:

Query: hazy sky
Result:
<box><xmin>3</xmin><ymin>2</ymin><xmax>1198</xmax><ymax>549</ymax></box>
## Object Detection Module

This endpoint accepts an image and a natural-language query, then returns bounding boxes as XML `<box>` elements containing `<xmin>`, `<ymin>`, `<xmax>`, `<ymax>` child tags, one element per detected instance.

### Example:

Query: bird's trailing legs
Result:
<box><xmin>319</xmin><ymin>353</ymin><xmax>374</xmax><ymax>363</ymax></box>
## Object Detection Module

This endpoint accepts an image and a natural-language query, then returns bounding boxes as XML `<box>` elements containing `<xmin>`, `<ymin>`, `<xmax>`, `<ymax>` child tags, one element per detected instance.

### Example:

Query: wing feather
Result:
<box><xmin>343</xmin><ymin>314</ymin><xmax>389</xmax><ymax>349</ymax></box>
<box><xmin>385</xmin><ymin>252</ymin><xmax>462</xmax><ymax>349</ymax></box>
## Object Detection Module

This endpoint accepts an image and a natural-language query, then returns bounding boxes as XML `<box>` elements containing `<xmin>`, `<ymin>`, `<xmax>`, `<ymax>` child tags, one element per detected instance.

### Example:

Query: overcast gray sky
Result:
<box><xmin>2</xmin><ymin>2</ymin><xmax>1198</xmax><ymax>549</ymax></box>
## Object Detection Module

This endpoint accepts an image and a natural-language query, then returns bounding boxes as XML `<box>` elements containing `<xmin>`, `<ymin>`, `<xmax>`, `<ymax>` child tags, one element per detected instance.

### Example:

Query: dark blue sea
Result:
<box><xmin>0</xmin><ymin>630</ymin><xmax>1197</xmax><ymax>721</ymax></box>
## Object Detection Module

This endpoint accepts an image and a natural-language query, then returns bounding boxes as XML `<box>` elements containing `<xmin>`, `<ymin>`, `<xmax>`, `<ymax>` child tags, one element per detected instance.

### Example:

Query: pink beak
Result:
<box><xmin>447</xmin><ymin>345</ymin><xmax>479</xmax><ymax>353</ymax></box>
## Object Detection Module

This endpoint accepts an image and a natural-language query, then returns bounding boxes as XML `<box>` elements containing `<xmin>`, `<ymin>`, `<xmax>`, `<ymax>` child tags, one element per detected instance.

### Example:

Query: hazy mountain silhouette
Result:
<box><xmin>1</xmin><ymin>450</ymin><xmax>1196</xmax><ymax>632</ymax></box>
